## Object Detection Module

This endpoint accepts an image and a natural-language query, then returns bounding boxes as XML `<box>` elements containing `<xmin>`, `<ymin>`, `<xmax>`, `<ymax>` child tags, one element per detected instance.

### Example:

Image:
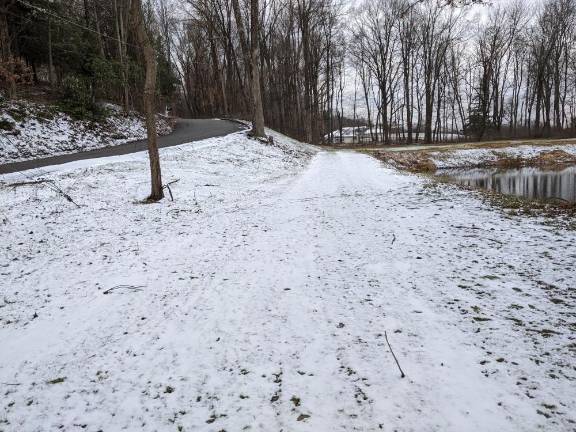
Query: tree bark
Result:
<box><xmin>114</xmin><ymin>0</ymin><xmax>130</xmax><ymax>110</ymax></box>
<box><xmin>131</xmin><ymin>0</ymin><xmax>164</xmax><ymax>201</ymax></box>
<box><xmin>0</xmin><ymin>3</ymin><xmax>16</xmax><ymax>99</ymax></box>
<box><xmin>250</xmin><ymin>0</ymin><xmax>265</xmax><ymax>137</ymax></box>
<box><xmin>48</xmin><ymin>17</ymin><xmax>55</xmax><ymax>86</ymax></box>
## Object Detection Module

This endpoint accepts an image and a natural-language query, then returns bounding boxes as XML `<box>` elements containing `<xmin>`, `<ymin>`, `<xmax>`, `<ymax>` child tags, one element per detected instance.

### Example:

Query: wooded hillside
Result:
<box><xmin>2</xmin><ymin>0</ymin><xmax>576</xmax><ymax>144</ymax></box>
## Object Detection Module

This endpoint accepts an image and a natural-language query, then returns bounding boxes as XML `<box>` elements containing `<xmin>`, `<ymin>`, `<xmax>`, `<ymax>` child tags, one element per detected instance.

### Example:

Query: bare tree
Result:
<box><xmin>131</xmin><ymin>0</ymin><xmax>164</xmax><ymax>201</ymax></box>
<box><xmin>250</xmin><ymin>0</ymin><xmax>266</xmax><ymax>137</ymax></box>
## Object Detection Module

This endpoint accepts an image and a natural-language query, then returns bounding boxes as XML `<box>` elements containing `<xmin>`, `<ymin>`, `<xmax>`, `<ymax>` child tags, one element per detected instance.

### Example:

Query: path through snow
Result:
<box><xmin>1</xmin><ymin>133</ymin><xmax>575</xmax><ymax>431</ymax></box>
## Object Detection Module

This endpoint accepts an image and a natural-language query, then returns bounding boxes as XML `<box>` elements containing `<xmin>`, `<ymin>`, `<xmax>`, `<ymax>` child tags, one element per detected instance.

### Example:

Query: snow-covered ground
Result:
<box><xmin>0</xmin><ymin>100</ymin><xmax>173</xmax><ymax>164</ymax></box>
<box><xmin>431</xmin><ymin>143</ymin><xmax>576</xmax><ymax>169</ymax></box>
<box><xmin>0</xmin><ymin>130</ymin><xmax>575</xmax><ymax>431</ymax></box>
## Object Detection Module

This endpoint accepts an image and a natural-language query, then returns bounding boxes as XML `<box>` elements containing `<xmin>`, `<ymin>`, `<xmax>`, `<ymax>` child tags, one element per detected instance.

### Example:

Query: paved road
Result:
<box><xmin>0</xmin><ymin>118</ymin><xmax>246</xmax><ymax>175</ymax></box>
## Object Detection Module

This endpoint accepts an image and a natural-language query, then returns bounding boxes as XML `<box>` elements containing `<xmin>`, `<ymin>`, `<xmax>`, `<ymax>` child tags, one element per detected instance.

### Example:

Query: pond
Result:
<box><xmin>438</xmin><ymin>165</ymin><xmax>576</xmax><ymax>203</ymax></box>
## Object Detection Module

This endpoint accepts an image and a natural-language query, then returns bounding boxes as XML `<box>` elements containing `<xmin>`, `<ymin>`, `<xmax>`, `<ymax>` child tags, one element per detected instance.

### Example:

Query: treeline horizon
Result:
<box><xmin>2</xmin><ymin>0</ymin><xmax>576</xmax><ymax>145</ymax></box>
<box><xmin>347</xmin><ymin>0</ymin><xmax>576</xmax><ymax>144</ymax></box>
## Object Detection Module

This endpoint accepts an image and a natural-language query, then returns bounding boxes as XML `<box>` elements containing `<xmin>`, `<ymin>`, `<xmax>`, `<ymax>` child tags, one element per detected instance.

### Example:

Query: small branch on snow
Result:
<box><xmin>162</xmin><ymin>179</ymin><xmax>180</xmax><ymax>202</ymax></box>
<box><xmin>103</xmin><ymin>285</ymin><xmax>145</xmax><ymax>295</ymax></box>
<box><xmin>8</xmin><ymin>180</ymin><xmax>49</xmax><ymax>187</ymax></box>
<box><xmin>9</xmin><ymin>178</ymin><xmax>80</xmax><ymax>208</ymax></box>
<box><xmin>48</xmin><ymin>182</ymin><xmax>80</xmax><ymax>208</ymax></box>
<box><xmin>391</xmin><ymin>233</ymin><xmax>396</xmax><ymax>245</ymax></box>
<box><xmin>385</xmin><ymin>331</ymin><xmax>406</xmax><ymax>379</ymax></box>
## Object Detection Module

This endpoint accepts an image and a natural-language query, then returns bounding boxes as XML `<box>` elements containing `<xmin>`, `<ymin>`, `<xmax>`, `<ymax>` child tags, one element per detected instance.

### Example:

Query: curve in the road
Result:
<box><xmin>0</xmin><ymin>118</ymin><xmax>247</xmax><ymax>175</ymax></box>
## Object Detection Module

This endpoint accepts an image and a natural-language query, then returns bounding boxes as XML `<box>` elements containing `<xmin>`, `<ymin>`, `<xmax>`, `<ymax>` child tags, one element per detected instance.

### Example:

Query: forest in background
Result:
<box><xmin>0</xmin><ymin>0</ymin><xmax>178</xmax><ymax>120</ymax></box>
<box><xmin>1</xmin><ymin>0</ymin><xmax>576</xmax><ymax>145</ymax></box>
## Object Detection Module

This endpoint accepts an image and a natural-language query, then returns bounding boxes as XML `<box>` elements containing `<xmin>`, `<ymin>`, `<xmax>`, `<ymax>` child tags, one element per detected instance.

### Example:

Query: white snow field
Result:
<box><xmin>0</xmin><ymin>130</ymin><xmax>575</xmax><ymax>432</ymax></box>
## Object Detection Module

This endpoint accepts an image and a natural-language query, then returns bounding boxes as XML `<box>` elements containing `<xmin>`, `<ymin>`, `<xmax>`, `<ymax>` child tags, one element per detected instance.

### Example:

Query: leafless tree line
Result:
<box><xmin>3</xmin><ymin>0</ymin><xmax>576</xmax><ymax>148</ymax></box>
<box><xmin>168</xmin><ymin>0</ymin><xmax>344</xmax><ymax>144</ymax></box>
<box><xmin>170</xmin><ymin>0</ymin><xmax>576</xmax><ymax>144</ymax></box>
<box><xmin>348</xmin><ymin>0</ymin><xmax>576</xmax><ymax>144</ymax></box>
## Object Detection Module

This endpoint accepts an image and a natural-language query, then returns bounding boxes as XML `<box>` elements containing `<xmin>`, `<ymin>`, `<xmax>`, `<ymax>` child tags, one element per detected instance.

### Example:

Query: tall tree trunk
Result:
<box><xmin>403</xmin><ymin>60</ymin><xmax>412</xmax><ymax>144</ymax></box>
<box><xmin>48</xmin><ymin>17</ymin><xmax>55</xmax><ymax>86</ymax></box>
<box><xmin>0</xmin><ymin>5</ymin><xmax>16</xmax><ymax>99</ymax></box>
<box><xmin>231</xmin><ymin>0</ymin><xmax>251</xmax><ymax>118</ymax></box>
<box><xmin>300</xmin><ymin>9</ymin><xmax>313</xmax><ymax>143</ymax></box>
<box><xmin>250</xmin><ymin>0</ymin><xmax>265</xmax><ymax>137</ymax></box>
<box><xmin>424</xmin><ymin>86</ymin><xmax>433</xmax><ymax>143</ymax></box>
<box><xmin>114</xmin><ymin>0</ymin><xmax>129</xmax><ymax>110</ymax></box>
<box><xmin>93</xmin><ymin>1</ymin><xmax>105</xmax><ymax>57</ymax></box>
<box><xmin>131</xmin><ymin>0</ymin><xmax>163</xmax><ymax>201</ymax></box>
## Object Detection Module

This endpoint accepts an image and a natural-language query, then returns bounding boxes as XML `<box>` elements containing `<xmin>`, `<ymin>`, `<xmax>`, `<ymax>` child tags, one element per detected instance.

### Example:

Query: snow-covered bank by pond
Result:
<box><xmin>431</xmin><ymin>143</ymin><xmax>576</xmax><ymax>169</ymax></box>
<box><xmin>0</xmin><ymin>100</ymin><xmax>173</xmax><ymax>164</ymax></box>
<box><xmin>0</xmin><ymin>133</ymin><xmax>575</xmax><ymax>431</ymax></box>
<box><xmin>375</xmin><ymin>140</ymin><xmax>576</xmax><ymax>172</ymax></box>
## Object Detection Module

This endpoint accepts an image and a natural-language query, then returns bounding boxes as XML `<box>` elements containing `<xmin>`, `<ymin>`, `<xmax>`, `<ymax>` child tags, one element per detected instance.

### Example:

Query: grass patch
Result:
<box><xmin>0</xmin><ymin>119</ymin><xmax>15</xmax><ymax>131</ymax></box>
<box><xmin>7</xmin><ymin>106</ymin><xmax>27</xmax><ymax>122</ymax></box>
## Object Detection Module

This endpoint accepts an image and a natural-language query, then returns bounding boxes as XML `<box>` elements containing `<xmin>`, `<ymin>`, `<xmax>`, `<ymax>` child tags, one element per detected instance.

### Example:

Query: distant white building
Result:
<box><xmin>324</xmin><ymin>127</ymin><xmax>368</xmax><ymax>144</ymax></box>
<box><xmin>325</xmin><ymin>124</ymin><xmax>464</xmax><ymax>145</ymax></box>
<box><xmin>324</xmin><ymin>126</ymin><xmax>395</xmax><ymax>144</ymax></box>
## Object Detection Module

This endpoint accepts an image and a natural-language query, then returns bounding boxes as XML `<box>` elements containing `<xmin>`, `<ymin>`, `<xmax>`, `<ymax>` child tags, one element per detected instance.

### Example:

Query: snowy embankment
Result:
<box><xmin>431</xmin><ymin>143</ymin><xmax>576</xmax><ymax>169</ymax></box>
<box><xmin>0</xmin><ymin>100</ymin><xmax>173</xmax><ymax>164</ymax></box>
<box><xmin>377</xmin><ymin>141</ymin><xmax>576</xmax><ymax>172</ymax></box>
<box><xmin>0</xmin><ymin>130</ymin><xmax>575</xmax><ymax>431</ymax></box>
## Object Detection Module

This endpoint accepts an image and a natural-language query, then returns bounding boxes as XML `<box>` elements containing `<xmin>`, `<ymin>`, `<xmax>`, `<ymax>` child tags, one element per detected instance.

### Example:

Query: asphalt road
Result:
<box><xmin>0</xmin><ymin>118</ymin><xmax>246</xmax><ymax>175</ymax></box>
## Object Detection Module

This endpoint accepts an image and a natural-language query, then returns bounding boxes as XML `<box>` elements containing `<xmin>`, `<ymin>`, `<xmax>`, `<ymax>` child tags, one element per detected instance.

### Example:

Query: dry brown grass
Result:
<box><xmin>370</xmin><ymin>143</ymin><xmax>576</xmax><ymax>173</ymax></box>
<box><xmin>379</xmin><ymin>152</ymin><xmax>437</xmax><ymax>172</ymax></box>
<box><xmin>529</xmin><ymin>149</ymin><xmax>576</xmax><ymax>167</ymax></box>
<box><xmin>353</xmin><ymin>136</ymin><xmax>576</xmax><ymax>153</ymax></box>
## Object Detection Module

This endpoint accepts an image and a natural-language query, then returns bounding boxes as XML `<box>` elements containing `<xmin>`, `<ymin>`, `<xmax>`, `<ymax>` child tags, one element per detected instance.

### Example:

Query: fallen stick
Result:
<box><xmin>103</xmin><ymin>285</ymin><xmax>144</xmax><ymax>295</ymax></box>
<box><xmin>385</xmin><ymin>331</ymin><xmax>406</xmax><ymax>378</ymax></box>
<box><xmin>50</xmin><ymin>184</ymin><xmax>80</xmax><ymax>208</ymax></box>
<box><xmin>10</xmin><ymin>178</ymin><xmax>80</xmax><ymax>208</ymax></box>
<box><xmin>162</xmin><ymin>179</ymin><xmax>180</xmax><ymax>202</ymax></box>
<box><xmin>9</xmin><ymin>180</ymin><xmax>50</xmax><ymax>187</ymax></box>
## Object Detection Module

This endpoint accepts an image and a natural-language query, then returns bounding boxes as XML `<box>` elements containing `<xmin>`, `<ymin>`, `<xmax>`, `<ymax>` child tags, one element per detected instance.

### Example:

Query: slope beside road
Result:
<box><xmin>0</xmin><ymin>118</ymin><xmax>246</xmax><ymax>175</ymax></box>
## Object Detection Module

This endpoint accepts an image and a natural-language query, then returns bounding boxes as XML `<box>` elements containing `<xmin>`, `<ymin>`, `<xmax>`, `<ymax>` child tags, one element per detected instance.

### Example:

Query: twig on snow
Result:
<box><xmin>385</xmin><ymin>331</ymin><xmax>406</xmax><ymax>378</ymax></box>
<box><xmin>102</xmin><ymin>285</ymin><xmax>145</xmax><ymax>295</ymax></box>
<box><xmin>162</xmin><ymin>179</ymin><xmax>180</xmax><ymax>201</ymax></box>
<box><xmin>9</xmin><ymin>178</ymin><xmax>80</xmax><ymax>208</ymax></box>
<box><xmin>47</xmin><ymin>181</ymin><xmax>80</xmax><ymax>208</ymax></box>
<box><xmin>8</xmin><ymin>180</ymin><xmax>49</xmax><ymax>187</ymax></box>
<box><xmin>391</xmin><ymin>233</ymin><xmax>396</xmax><ymax>245</ymax></box>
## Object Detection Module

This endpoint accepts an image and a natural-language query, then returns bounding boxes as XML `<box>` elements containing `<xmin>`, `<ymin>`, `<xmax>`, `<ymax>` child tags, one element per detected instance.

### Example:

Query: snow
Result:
<box><xmin>0</xmin><ymin>100</ymin><xmax>173</xmax><ymax>164</ymax></box>
<box><xmin>431</xmin><ymin>143</ymin><xmax>576</xmax><ymax>169</ymax></box>
<box><xmin>1</xmin><ymin>130</ymin><xmax>575</xmax><ymax>431</ymax></box>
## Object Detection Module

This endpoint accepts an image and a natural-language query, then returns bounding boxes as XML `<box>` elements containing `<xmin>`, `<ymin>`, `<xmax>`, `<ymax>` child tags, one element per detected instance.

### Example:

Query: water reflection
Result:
<box><xmin>440</xmin><ymin>165</ymin><xmax>576</xmax><ymax>203</ymax></box>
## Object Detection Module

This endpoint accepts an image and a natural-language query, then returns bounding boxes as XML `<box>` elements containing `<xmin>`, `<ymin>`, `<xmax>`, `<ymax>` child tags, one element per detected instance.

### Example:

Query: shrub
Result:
<box><xmin>58</xmin><ymin>75</ymin><xmax>105</xmax><ymax>121</ymax></box>
<box><xmin>0</xmin><ymin>119</ymin><xmax>15</xmax><ymax>131</ymax></box>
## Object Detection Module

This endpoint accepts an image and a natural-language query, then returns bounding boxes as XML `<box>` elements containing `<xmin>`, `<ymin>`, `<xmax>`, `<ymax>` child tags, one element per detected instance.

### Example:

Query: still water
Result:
<box><xmin>439</xmin><ymin>165</ymin><xmax>576</xmax><ymax>203</ymax></box>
